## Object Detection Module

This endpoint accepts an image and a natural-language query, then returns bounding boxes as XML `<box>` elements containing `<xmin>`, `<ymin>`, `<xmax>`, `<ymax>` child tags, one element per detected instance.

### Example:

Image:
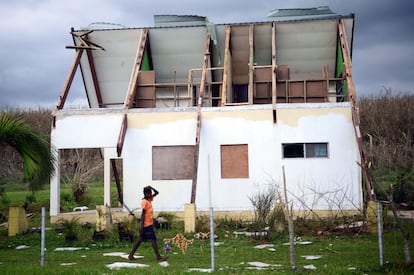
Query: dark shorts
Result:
<box><xmin>141</xmin><ymin>225</ymin><xmax>156</xmax><ymax>241</ymax></box>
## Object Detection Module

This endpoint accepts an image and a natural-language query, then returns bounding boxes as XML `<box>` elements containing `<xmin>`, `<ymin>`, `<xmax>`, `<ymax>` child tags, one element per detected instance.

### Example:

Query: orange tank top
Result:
<box><xmin>141</xmin><ymin>198</ymin><xmax>153</xmax><ymax>227</ymax></box>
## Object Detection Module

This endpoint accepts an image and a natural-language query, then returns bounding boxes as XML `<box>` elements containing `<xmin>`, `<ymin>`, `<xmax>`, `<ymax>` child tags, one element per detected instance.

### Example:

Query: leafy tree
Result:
<box><xmin>0</xmin><ymin>113</ymin><xmax>55</xmax><ymax>192</ymax></box>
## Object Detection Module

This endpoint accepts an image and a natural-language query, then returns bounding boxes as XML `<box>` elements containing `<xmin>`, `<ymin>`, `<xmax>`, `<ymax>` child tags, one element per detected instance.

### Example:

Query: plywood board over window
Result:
<box><xmin>152</xmin><ymin>146</ymin><xmax>195</xmax><ymax>180</ymax></box>
<box><xmin>221</xmin><ymin>144</ymin><xmax>249</xmax><ymax>178</ymax></box>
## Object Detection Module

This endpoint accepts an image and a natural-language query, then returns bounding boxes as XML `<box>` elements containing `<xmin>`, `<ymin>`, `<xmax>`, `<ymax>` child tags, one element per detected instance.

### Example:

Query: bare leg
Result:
<box><xmin>129</xmin><ymin>237</ymin><xmax>143</xmax><ymax>260</ymax></box>
<box><xmin>151</xmin><ymin>240</ymin><xmax>167</xmax><ymax>261</ymax></box>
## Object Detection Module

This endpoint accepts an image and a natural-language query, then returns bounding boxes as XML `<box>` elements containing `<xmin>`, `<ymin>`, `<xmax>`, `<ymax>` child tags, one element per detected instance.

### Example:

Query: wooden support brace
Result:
<box><xmin>110</xmin><ymin>159</ymin><xmax>123</xmax><ymax>204</ymax></box>
<box><xmin>53</xmin><ymin>48</ymin><xmax>84</xmax><ymax>116</ymax></box>
<box><xmin>221</xmin><ymin>25</ymin><xmax>231</xmax><ymax>106</ymax></box>
<box><xmin>271</xmin><ymin>23</ymin><xmax>277</xmax><ymax>123</ymax></box>
<box><xmin>248</xmin><ymin>24</ymin><xmax>254</xmax><ymax>105</ymax></box>
<box><xmin>116</xmin><ymin>114</ymin><xmax>128</xmax><ymax>157</ymax></box>
<box><xmin>191</xmin><ymin>33</ymin><xmax>211</xmax><ymax>204</ymax></box>
<box><xmin>124</xmin><ymin>28</ymin><xmax>149</xmax><ymax>109</ymax></box>
<box><xmin>338</xmin><ymin>19</ymin><xmax>374</xmax><ymax>200</ymax></box>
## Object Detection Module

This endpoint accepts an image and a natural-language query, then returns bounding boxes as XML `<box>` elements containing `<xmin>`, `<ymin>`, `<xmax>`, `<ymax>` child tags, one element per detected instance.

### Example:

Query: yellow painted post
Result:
<box><xmin>8</xmin><ymin>207</ymin><xmax>28</xmax><ymax>236</ymax></box>
<box><xmin>96</xmin><ymin>205</ymin><xmax>110</xmax><ymax>232</ymax></box>
<box><xmin>367</xmin><ymin>201</ymin><xmax>378</xmax><ymax>234</ymax></box>
<box><xmin>184</xmin><ymin>203</ymin><xmax>196</xmax><ymax>233</ymax></box>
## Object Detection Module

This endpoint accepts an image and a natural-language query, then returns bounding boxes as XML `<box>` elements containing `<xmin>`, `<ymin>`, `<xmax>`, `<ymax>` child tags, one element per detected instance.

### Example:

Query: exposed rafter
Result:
<box><xmin>338</xmin><ymin>19</ymin><xmax>374</xmax><ymax>201</ymax></box>
<box><xmin>52</xmin><ymin>30</ymin><xmax>105</xmax><ymax>119</ymax></box>
<box><xmin>86</xmin><ymin>47</ymin><xmax>104</xmax><ymax>107</ymax></box>
<box><xmin>221</xmin><ymin>25</ymin><xmax>231</xmax><ymax>106</ymax></box>
<box><xmin>248</xmin><ymin>24</ymin><xmax>254</xmax><ymax>104</ymax></box>
<box><xmin>191</xmin><ymin>33</ymin><xmax>211</xmax><ymax>204</ymax></box>
<box><xmin>66</xmin><ymin>30</ymin><xmax>105</xmax><ymax>51</ymax></box>
<box><xmin>116</xmin><ymin>114</ymin><xmax>128</xmax><ymax>157</ymax></box>
<box><xmin>271</xmin><ymin>23</ymin><xmax>277</xmax><ymax>123</ymax></box>
<box><xmin>52</xmin><ymin>48</ymin><xmax>83</xmax><ymax>118</ymax></box>
<box><xmin>124</xmin><ymin>28</ymin><xmax>149</xmax><ymax>109</ymax></box>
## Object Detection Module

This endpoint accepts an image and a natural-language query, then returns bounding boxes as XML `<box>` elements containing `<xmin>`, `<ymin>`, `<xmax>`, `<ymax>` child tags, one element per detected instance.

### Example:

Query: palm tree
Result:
<box><xmin>0</xmin><ymin>113</ymin><xmax>55</xmax><ymax>192</ymax></box>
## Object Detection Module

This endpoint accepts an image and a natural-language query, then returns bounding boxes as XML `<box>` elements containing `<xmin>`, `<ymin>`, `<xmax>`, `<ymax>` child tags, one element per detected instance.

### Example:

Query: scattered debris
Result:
<box><xmin>106</xmin><ymin>262</ymin><xmax>149</xmax><ymax>270</ymax></box>
<box><xmin>244</xmin><ymin>261</ymin><xmax>283</xmax><ymax>270</ymax></box>
<box><xmin>234</xmin><ymin>231</ymin><xmax>268</xmax><ymax>238</ymax></box>
<box><xmin>348</xmin><ymin>267</ymin><xmax>356</xmax><ymax>270</ymax></box>
<box><xmin>304</xmin><ymin>264</ymin><xmax>317</xmax><ymax>270</ymax></box>
<box><xmin>248</xmin><ymin>261</ymin><xmax>271</xmax><ymax>268</ymax></box>
<box><xmin>335</xmin><ymin>221</ymin><xmax>364</xmax><ymax>229</ymax></box>
<box><xmin>188</xmin><ymin>268</ymin><xmax>213</xmax><ymax>273</ymax></box>
<box><xmin>194</xmin><ymin>232</ymin><xmax>217</xmax><ymax>240</ymax></box>
<box><xmin>254</xmin><ymin>244</ymin><xmax>274</xmax><ymax>249</ymax></box>
<box><xmin>301</xmin><ymin>255</ymin><xmax>322</xmax><ymax>260</ymax></box>
<box><xmin>120</xmin><ymin>254</ymin><xmax>143</xmax><ymax>260</ymax></box>
<box><xmin>163</xmin><ymin>233</ymin><xmax>194</xmax><ymax>254</ymax></box>
<box><xmin>214</xmin><ymin>242</ymin><xmax>223</xmax><ymax>246</ymax></box>
<box><xmin>60</xmin><ymin>262</ymin><xmax>77</xmax><ymax>266</ymax></box>
<box><xmin>283</xmin><ymin>241</ymin><xmax>312</xmax><ymax>245</ymax></box>
<box><xmin>54</xmin><ymin>247</ymin><xmax>84</xmax><ymax>251</ymax></box>
<box><xmin>159</xmin><ymin>261</ymin><xmax>169</xmax><ymax>267</ymax></box>
<box><xmin>15</xmin><ymin>245</ymin><xmax>29</xmax><ymax>250</ymax></box>
<box><xmin>103</xmin><ymin>252</ymin><xmax>128</xmax><ymax>257</ymax></box>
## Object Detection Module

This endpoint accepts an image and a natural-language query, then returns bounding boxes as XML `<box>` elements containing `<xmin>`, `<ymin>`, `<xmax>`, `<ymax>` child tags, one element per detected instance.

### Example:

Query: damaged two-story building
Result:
<box><xmin>50</xmin><ymin>7</ymin><xmax>373</xmax><ymax>223</ymax></box>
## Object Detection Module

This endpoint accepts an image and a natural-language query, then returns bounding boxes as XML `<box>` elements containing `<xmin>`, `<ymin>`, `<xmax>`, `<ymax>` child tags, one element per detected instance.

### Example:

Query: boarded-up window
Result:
<box><xmin>152</xmin><ymin>146</ymin><xmax>194</xmax><ymax>180</ymax></box>
<box><xmin>221</xmin><ymin>144</ymin><xmax>249</xmax><ymax>178</ymax></box>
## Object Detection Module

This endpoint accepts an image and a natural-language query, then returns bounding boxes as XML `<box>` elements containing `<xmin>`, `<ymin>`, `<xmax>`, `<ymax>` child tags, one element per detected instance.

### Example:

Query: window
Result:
<box><xmin>152</xmin><ymin>146</ymin><xmax>195</xmax><ymax>180</ymax></box>
<box><xmin>221</xmin><ymin>144</ymin><xmax>249</xmax><ymax>178</ymax></box>
<box><xmin>282</xmin><ymin>143</ymin><xmax>328</xmax><ymax>158</ymax></box>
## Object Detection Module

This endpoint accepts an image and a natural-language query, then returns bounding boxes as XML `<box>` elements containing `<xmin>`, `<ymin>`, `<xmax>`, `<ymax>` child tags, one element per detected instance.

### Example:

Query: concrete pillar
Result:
<box><xmin>8</xmin><ymin>207</ymin><xmax>28</xmax><ymax>236</ymax></box>
<box><xmin>50</xmin><ymin>148</ymin><xmax>60</xmax><ymax>216</ymax></box>
<box><xmin>96</xmin><ymin>205</ymin><xmax>111</xmax><ymax>232</ymax></box>
<box><xmin>184</xmin><ymin>203</ymin><xmax>196</xmax><ymax>233</ymax></box>
<box><xmin>367</xmin><ymin>201</ymin><xmax>378</xmax><ymax>234</ymax></box>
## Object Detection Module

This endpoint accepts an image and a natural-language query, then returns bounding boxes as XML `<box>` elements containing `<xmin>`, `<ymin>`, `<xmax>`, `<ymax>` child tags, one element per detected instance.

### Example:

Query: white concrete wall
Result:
<box><xmin>50</xmin><ymin>103</ymin><xmax>362</xmax><ymax>216</ymax></box>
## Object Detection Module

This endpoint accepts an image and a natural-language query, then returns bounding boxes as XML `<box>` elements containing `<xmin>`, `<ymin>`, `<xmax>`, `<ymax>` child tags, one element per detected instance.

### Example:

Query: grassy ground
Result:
<box><xmin>0</xmin><ymin>223</ymin><xmax>413</xmax><ymax>274</ymax></box>
<box><xmin>0</xmin><ymin>182</ymin><xmax>413</xmax><ymax>274</ymax></box>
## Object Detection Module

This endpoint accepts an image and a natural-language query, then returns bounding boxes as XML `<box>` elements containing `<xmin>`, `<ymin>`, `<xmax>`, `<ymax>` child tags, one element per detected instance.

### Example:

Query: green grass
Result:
<box><xmin>0</xmin><ymin>181</ymin><xmax>413</xmax><ymax>274</ymax></box>
<box><xmin>1</xmin><ymin>181</ymin><xmax>118</xmax><ymax>211</ymax></box>
<box><xmin>0</xmin><ymin>225</ymin><xmax>413</xmax><ymax>274</ymax></box>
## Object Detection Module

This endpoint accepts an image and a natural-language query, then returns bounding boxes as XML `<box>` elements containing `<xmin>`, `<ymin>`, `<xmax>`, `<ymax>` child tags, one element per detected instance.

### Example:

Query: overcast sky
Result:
<box><xmin>1</xmin><ymin>0</ymin><xmax>413</xmax><ymax>109</ymax></box>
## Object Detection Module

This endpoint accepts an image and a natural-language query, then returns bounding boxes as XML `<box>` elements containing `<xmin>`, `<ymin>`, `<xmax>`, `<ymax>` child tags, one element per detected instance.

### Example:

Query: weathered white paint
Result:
<box><xmin>50</xmin><ymin>102</ymin><xmax>362</xmax><ymax>216</ymax></box>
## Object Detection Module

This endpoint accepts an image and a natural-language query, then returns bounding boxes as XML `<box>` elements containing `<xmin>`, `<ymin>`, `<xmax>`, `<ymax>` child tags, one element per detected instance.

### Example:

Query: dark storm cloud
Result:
<box><xmin>0</xmin><ymin>0</ymin><xmax>413</xmax><ymax>109</ymax></box>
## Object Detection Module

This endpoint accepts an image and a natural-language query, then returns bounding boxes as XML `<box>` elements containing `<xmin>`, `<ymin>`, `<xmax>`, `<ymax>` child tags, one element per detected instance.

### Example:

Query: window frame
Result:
<box><xmin>282</xmin><ymin>142</ymin><xmax>329</xmax><ymax>159</ymax></box>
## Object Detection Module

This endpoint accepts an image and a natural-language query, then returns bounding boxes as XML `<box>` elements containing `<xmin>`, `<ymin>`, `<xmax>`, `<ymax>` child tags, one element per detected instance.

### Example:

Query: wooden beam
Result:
<box><xmin>248</xmin><ymin>24</ymin><xmax>254</xmax><ymax>104</ymax></box>
<box><xmin>221</xmin><ymin>25</ymin><xmax>231</xmax><ymax>106</ymax></box>
<box><xmin>110</xmin><ymin>159</ymin><xmax>123</xmax><ymax>204</ymax></box>
<box><xmin>338</xmin><ymin>19</ymin><xmax>374</xmax><ymax>201</ymax></box>
<box><xmin>271</xmin><ymin>23</ymin><xmax>277</xmax><ymax>123</ymax></box>
<box><xmin>337</xmin><ymin>20</ymin><xmax>356</xmax><ymax>104</ymax></box>
<box><xmin>53</xmin><ymin>48</ymin><xmax>84</xmax><ymax>115</ymax></box>
<box><xmin>124</xmin><ymin>28</ymin><xmax>149</xmax><ymax>109</ymax></box>
<box><xmin>86</xmin><ymin>48</ymin><xmax>104</xmax><ymax>107</ymax></box>
<box><xmin>116</xmin><ymin>114</ymin><xmax>128</xmax><ymax>157</ymax></box>
<box><xmin>191</xmin><ymin>33</ymin><xmax>211</xmax><ymax>204</ymax></box>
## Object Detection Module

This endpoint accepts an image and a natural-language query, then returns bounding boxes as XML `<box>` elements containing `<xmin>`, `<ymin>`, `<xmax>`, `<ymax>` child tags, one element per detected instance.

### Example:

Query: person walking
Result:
<box><xmin>128</xmin><ymin>185</ymin><xmax>167</xmax><ymax>262</ymax></box>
